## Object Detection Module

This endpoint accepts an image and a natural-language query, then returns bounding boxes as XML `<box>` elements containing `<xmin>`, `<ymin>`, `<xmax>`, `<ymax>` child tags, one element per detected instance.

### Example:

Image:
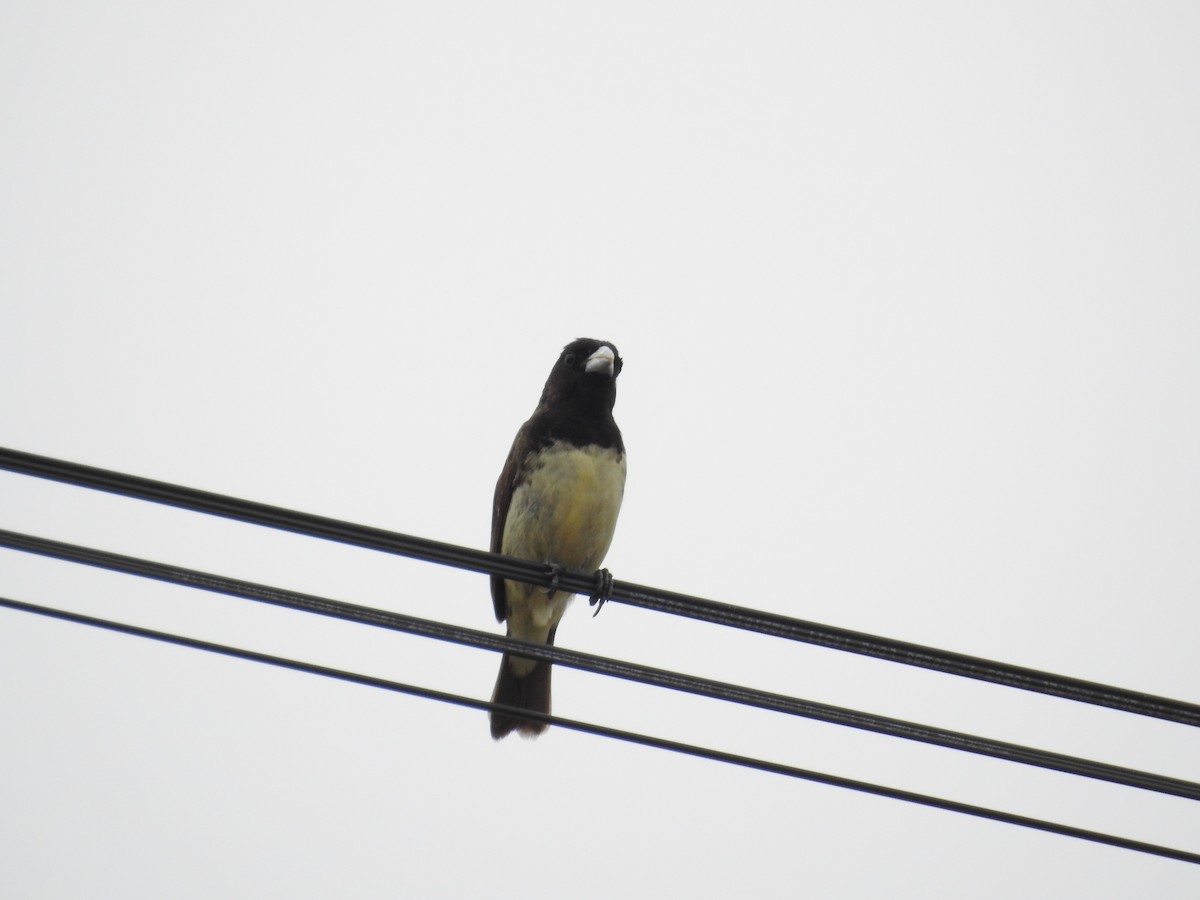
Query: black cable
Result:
<box><xmin>1</xmin><ymin>444</ymin><xmax>1197</xmax><ymax>727</ymax></box>
<box><xmin>1</xmin><ymin>595</ymin><xmax>1196</xmax><ymax>866</ymax></box>
<box><xmin>1</xmin><ymin>526</ymin><xmax>1196</xmax><ymax>802</ymax></box>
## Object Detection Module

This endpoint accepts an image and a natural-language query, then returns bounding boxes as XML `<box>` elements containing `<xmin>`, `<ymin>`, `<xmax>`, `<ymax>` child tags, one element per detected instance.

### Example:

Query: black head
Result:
<box><xmin>538</xmin><ymin>338</ymin><xmax>623</xmax><ymax>410</ymax></box>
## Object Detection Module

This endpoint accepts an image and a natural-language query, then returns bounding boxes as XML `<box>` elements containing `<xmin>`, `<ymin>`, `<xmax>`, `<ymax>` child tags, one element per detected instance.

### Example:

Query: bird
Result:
<box><xmin>489</xmin><ymin>338</ymin><xmax>626</xmax><ymax>739</ymax></box>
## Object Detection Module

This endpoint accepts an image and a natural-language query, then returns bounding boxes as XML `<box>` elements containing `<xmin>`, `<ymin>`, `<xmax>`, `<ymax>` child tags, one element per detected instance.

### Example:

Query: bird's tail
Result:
<box><xmin>489</xmin><ymin>648</ymin><xmax>554</xmax><ymax>740</ymax></box>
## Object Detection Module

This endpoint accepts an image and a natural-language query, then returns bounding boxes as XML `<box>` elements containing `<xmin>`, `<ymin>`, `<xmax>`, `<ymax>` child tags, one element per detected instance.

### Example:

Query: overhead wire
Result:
<box><xmin>1</xmin><ymin>445</ymin><xmax>1197</xmax><ymax>727</ymax></box>
<box><xmin>2</xmin><ymin>526</ymin><xmax>1196</xmax><ymax>802</ymax></box>
<box><xmin>1</xmin><ymin>594</ymin><xmax>1197</xmax><ymax>867</ymax></box>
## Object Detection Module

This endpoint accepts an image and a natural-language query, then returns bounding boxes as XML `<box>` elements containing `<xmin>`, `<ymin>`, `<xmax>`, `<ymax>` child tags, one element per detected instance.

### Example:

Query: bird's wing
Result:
<box><xmin>490</xmin><ymin>419</ymin><xmax>538</xmax><ymax>622</ymax></box>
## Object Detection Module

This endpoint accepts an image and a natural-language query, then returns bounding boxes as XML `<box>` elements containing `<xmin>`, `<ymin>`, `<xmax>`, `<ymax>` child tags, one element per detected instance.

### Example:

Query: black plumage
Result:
<box><xmin>489</xmin><ymin>338</ymin><xmax>626</xmax><ymax>739</ymax></box>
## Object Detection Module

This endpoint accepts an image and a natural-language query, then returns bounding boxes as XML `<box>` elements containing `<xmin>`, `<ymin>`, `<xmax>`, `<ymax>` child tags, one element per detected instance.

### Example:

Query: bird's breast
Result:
<box><xmin>502</xmin><ymin>441</ymin><xmax>626</xmax><ymax>575</ymax></box>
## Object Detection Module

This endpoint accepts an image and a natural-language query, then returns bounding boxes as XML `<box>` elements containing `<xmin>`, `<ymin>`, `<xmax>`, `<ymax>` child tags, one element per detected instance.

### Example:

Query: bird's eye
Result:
<box><xmin>563</xmin><ymin>352</ymin><xmax>576</xmax><ymax>366</ymax></box>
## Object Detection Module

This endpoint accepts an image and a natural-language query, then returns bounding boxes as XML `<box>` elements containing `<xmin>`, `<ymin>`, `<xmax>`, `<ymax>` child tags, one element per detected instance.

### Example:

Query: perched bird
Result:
<box><xmin>489</xmin><ymin>338</ymin><xmax>626</xmax><ymax>739</ymax></box>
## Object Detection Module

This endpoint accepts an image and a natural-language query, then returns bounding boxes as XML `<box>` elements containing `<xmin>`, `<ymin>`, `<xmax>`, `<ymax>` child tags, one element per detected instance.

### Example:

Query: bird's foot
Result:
<box><xmin>544</xmin><ymin>562</ymin><xmax>565</xmax><ymax>597</ymax></box>
<box><xmin>589</xmin><ymin>568</ymin><xmax>613</xmax><ymax>617</ymax></box>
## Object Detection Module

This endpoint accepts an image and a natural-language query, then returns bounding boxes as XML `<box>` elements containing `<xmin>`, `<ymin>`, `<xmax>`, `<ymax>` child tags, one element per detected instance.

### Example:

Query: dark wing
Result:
<box><xmin>490</xmin><ymin>419</ymin><xmax>537</xmax><ymax>622</ymax></box>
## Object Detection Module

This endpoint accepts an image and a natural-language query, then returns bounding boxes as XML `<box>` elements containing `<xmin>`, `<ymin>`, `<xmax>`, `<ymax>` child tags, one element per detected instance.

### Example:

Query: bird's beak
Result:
<box><xmin>585</xmin><ymin>345</ymin><xmax>616</xmax><ymax>375</ymax></box>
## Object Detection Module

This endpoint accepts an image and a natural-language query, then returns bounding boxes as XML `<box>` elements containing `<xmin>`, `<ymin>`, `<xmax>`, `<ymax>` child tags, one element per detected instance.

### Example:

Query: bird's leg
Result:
<box><xmin>544</xmin><ymin>561</ymin><xmax>565</xmax><ymax>597</ymax></box>
<box><xmin>589</xmin><ymin>568</ymin><xmax>613</xmax><ymax>617</ymax></box>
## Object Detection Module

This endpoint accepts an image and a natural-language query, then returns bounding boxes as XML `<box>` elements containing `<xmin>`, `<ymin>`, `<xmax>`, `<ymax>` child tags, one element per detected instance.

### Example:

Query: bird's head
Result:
<box><xmin>539</xmin><ymin>338</ymin><xmax>623</xmax><ymax>410</ymax></box>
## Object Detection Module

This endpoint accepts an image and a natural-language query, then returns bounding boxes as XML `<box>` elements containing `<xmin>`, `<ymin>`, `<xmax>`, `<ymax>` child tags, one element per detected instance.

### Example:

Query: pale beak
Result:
<box><xmin>585</xmin><ymin>345</ymin><xmax>616</xmax><ymax>375</ymax></box>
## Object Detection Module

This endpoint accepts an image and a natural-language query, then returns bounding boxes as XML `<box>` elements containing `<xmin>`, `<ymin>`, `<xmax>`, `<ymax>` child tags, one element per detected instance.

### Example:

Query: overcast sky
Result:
<box><xmin>3</xmin><ymin>3</ymin><xmax>1199</xmax><ymax>897</ymax></box>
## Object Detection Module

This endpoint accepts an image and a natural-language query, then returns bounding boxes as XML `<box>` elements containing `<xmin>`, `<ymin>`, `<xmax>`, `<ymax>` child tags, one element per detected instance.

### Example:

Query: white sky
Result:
<box><xmin>3</xmin><ymin>2</ymin><xmax>1199</xmax><ymax>897</ymax></box>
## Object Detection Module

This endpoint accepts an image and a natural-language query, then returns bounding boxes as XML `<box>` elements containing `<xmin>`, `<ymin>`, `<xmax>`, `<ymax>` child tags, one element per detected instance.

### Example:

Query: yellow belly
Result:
<box><xmin>501</xmin><ymin>442</ymin><xmax>626</xmax><ymax>644</ymax></box>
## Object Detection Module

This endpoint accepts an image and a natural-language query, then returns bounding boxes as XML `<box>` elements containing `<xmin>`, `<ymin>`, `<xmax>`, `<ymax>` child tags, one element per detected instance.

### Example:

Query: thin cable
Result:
<box><xmin>1</xmin><ymin>526</ymin><xmax>1196</xmax><ymax>802</ymax></box>
<box><xmin>1</xmin><ymin>445</ymin><xmax>1197</xmax><ymax>727</ymax></box>
<box><xmin>1</xmin><ymin>595</ymin><xmax>1196</xmax><ymax>866</ymax></box>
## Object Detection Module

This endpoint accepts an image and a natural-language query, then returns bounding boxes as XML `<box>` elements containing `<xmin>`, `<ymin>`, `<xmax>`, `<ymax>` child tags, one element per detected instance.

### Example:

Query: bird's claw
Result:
<box><xmin>589</xmin><ymin>568</ymin><xmax>613</xmax><ymax>617</ymax></box>
<box><xmin>544</xmin><ymin>562</ymin><xmax>565</xmax><ymax>597</ymax></box>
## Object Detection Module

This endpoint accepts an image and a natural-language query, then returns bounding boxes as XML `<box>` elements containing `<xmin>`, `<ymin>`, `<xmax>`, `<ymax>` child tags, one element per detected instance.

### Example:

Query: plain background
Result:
<box><xmin>2</xmin><ymin>3</ymin><xmax>1198</xmax><ymax>897</ymax></box>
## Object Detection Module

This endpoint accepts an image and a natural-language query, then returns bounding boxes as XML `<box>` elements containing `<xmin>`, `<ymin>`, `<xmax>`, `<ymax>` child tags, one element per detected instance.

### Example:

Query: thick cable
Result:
<box><xmin>1</xmin><ymin>445</ymin><xmax>1197</xmax><ymax>727</ymax></box>
<box><xmin>0</xmin><ymin>527</ymin><xmax>1196</xmax><ymax>802</ymax></box>
<box><xmin>0</xmin><ymin>596</ymin><xmax>1196</xmax><ymax>866</ymax></box>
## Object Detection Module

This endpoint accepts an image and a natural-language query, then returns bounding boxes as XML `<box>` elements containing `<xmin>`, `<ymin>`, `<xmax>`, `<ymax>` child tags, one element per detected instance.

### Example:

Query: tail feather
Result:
<box><xmin>490</xmin><ymin>654</ymin><xmax>553</xmax><ymax>740</ymax></box>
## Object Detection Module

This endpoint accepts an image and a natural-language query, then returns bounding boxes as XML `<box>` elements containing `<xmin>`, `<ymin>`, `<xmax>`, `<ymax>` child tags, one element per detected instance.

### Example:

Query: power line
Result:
<box><xmin>1</xmin><ymin>595</ymin><xmax>1196</xmax><ymax>867</ymax></box>
<box><xmin>2</xmin><ymin>526</ymin><xmax>1195</xmax><ymax>802</ymax></box>
<box><xmin>1</xmin><ymin>444</ymin><xmax>1197</xmax><ymax>727</ymax></box>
